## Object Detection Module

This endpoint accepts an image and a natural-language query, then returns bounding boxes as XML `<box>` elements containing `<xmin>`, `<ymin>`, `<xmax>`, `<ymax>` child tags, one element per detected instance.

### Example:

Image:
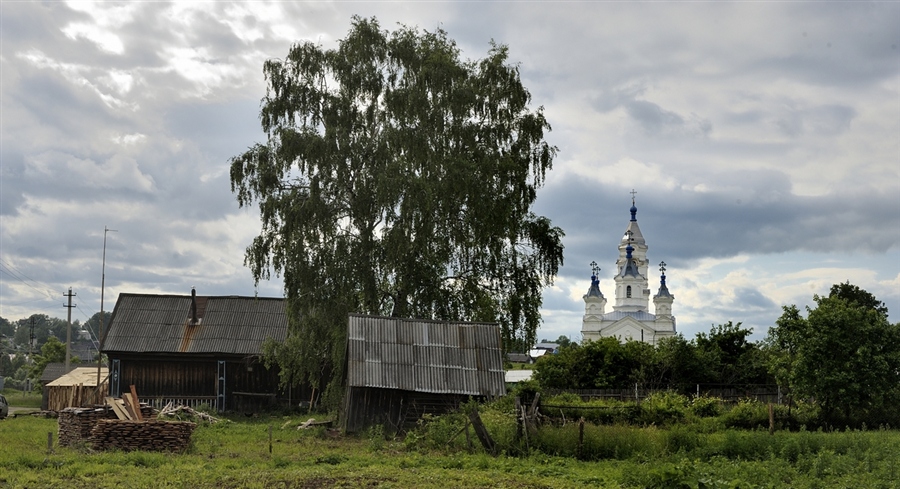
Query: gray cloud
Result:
<box><xmin>2</xmin><ymin>2</ymin><xmax>897</xmax><ymax>341</ymax></box>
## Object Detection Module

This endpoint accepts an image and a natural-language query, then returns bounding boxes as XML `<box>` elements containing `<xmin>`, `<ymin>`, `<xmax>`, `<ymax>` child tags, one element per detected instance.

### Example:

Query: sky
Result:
<box><xmin>1</xmin><ymin>1</ymin><xmax>898</xmax><ymax>346</ymax></box>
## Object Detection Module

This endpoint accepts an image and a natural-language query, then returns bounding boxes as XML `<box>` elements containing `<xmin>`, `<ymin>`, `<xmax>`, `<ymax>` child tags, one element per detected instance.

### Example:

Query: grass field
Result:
<box><xmin>2</xmin><ymin>409</ymin><xmax>899</xmax><ymax>489</ymax></box>
<box><xmin>2</xmin><ymin>388</ymin><xmax>43</xmax><ymax>409</ymax></box>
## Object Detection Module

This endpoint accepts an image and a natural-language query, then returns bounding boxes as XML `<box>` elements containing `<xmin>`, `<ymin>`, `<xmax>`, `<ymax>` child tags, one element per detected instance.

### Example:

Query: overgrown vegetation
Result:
<box><xmin>4</xmin><ymin>396</ymin><xmax>898</xmax><ymax>488</ymax></box>
<box><xmin>532</xmin><ymin>284</ymin><xmax>900</xmax><ymax>429</ymax></box>
<box><xmin>532</xmin><ymin>322</ymin><xmax>772</xmax><ymax>392</ymax></box>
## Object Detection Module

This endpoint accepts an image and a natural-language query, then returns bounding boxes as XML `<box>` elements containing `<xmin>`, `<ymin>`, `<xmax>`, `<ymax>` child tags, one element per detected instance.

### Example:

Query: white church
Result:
<box><xmin>581</xmin><ymin>195</ymin><xmax>676</xmax><ymax>345</ymax></box>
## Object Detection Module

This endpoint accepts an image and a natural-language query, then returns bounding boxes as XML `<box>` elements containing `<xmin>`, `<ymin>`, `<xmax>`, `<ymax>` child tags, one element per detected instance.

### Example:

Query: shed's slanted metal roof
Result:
<box><xmin>346</xmin><ymin>315</ymin><xmax>506</xmax><ymax>397</ymax></box>
<box><xmin>103</xmin><ymin>293</ymin><xmax>288</xmax><ymax>355</ymax></box>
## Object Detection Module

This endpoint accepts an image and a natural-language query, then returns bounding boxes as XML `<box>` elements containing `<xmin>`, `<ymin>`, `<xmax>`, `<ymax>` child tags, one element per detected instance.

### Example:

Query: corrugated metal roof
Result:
<box><xmin>346</xmin><ymin>315</ymin><xmax>506</xmax><ymax>397</ymax></box>
<box><xmin>103</xmin><ymin>293</ymin><xmax>288</xmax><ymax>355</ymax></box>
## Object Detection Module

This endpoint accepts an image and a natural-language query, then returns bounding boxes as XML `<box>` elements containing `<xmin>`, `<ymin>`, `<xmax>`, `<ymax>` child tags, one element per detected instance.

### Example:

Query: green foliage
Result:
<box><xmin>230</xmin><ymin>16</ymin><xmax>563</xmax><ymax>407</ymax></box>
<box><xmin>30</xmin><ymin>336</ymin><xmax>78</xmax><ymax>380</ymax></box>
<box><xmin>768</xmin><ymin>284</ymin><xmax>900</xmax><ymax>427</ymax></box>
<box><xmin>533</xmin><ymin>326</ymin><xmax>770</xmax><ymax>393</ymax></box>
<box><xmin>689</xmin><ymin>395</ymin><xmax>724</xmax><ymax>418</ymax></box>
<box><xmin>0</xmin><ymin>352</ymin><xmax>12</xmax><ymax>377</ymax></box>
<box><xmin>404</xmin><ymin>412</ymin><xmax>469</xmax><ymax>452</ymax></box>
<box><xmin>829</xmin><ymin>281</ymin><xmax>888</xmax><ymax>316</ymax></box>
<box><xmin>721</xmin><ymin>399</ymin><xmax>772</xmax><ymax>430</ymax></box>
<box><xmin>508</xmin><ymin>378</ymin><xmax>540</xmax><ymax>402</ymax></box>
<box><xmin>637</xmin><ymin>391</ymin><xmax>690</xmax><ymax>426</ymax></box>
<box><xmin>696</xmin><ymin>322</ymin><xmax>771</xmax><ymax>386</ymax></box>
<box><xmin>11</xmin><ymin>314</ymin><xmax>69</xmax><ymax>350</ymax></box>
<box><xmin>532</xmin><ymin>337</ymin><xmax>647</xmax><ymax>389</ymax></box>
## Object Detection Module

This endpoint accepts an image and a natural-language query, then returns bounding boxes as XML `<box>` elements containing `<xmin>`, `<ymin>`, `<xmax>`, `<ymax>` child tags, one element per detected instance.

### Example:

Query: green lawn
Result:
<box><xmin>2</xmin><ymin>412</ymin><xmax>899</xmax><ymax>488</ymax></box>
<box><xmin>2</xmin><ymin>388</ymin><xmax>42</xmax><ymax>409</ymax></box>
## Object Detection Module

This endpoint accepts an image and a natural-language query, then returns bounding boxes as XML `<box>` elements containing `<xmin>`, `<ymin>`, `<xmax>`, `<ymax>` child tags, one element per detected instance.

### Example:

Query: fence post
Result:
<box><xmin>577</xmin><ymin>417</ymin><xmax>585</xmax><ymax>459</ymax></box>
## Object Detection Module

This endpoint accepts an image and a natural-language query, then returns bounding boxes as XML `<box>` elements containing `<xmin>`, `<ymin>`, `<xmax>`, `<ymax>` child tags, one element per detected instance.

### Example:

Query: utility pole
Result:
<box><xmin>96</xmin><ymin>226</ymin><xmax>117</xmax><ymax>392</ymax></box>
<box><xmin>64</xmin><ymin>288</ymin><xmax>76</xmax><ymax>372</ymax></box>
<box><xmin>29</xmin><ymin>317</ymin><xmax>35</xmax><ymax>360</ymax></box>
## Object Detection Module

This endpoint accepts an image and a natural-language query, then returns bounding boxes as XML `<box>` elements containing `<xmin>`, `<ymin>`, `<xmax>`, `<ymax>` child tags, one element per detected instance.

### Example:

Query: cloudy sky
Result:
<box><xmin>2</xmin><ymin>1</ymin><xmax>898</xmax><ymax>344</ymax></box>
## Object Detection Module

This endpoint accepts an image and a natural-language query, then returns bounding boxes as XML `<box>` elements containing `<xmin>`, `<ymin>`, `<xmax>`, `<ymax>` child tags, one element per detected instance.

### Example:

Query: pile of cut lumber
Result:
<box><xmin>90</xmin><ymin>419</ymin><xmax>196</xmax><ymax>452</ymax></box>
<box><xmin>58</xmin><ymin>405</ymin><xmax>157</xmax><ymax>447</ymax></box>
<box><xmin>58</xmin><ymin>407</ymin><xmax>110</xmax><ymax>446</ymax></box>
<box><xmin>105</xmin><ymin>385</ymin><xmax>148</xmax><ymax>421</ymax></box>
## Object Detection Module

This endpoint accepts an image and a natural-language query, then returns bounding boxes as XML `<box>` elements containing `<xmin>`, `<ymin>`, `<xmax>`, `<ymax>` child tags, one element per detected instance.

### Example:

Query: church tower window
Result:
<box><xmin>626</xmin><ymin>285</ymin><xmax>632</xmax><ymax>298</ymax></box>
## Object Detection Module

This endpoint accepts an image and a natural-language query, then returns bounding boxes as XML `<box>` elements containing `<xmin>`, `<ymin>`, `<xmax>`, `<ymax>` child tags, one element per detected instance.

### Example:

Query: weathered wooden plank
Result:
<box><xmin>105</xmin><ymin>396</ymin><xmax>130</xmax><ymax>420</ymax></box>
<box><xmin>130</xmin><ymin>385</ymin><xmax>144</xmax><ymax>422</ymax></box>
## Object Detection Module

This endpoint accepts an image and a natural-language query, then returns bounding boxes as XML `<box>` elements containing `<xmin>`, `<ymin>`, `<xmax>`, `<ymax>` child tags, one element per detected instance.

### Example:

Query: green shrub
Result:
<box><xmin>689</xmin><ymin>395</ymin><xmax>723</xmax><ymax>418</ymax></box>
<box><xmin>510</xmin><ymin>379</ymin><xmax>541</xmax><ymax>402</ymax></box>
<box><xmin>722</xmin><ymin>399</ymin><xmax>770</xmax><ymax>430</ymax></box>
<box><xmin>404</xmin><ymin>412</ymin><xmax>469</xmax><ymax>452</ymax></box>
<box><xmin>637</xmin><ymin>391</ymin><xmax>689</xmax><ymax>426</ymax></box>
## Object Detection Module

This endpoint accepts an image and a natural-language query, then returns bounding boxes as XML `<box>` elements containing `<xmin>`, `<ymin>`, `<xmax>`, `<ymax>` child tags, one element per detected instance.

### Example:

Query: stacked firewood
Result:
<box><xmin>57</xmin><ymin>406</ymin><xmax>158</xmax><ymax>447</ymax></box>
<box><xmin>89</xmin><ymin>419</ymin><xmax>196</xmax><ymax>452</ymax></box>
<box><xmin>58</xmin><ymin>407</ymin><xmax>110</xmax><ymax>446</ymax></box>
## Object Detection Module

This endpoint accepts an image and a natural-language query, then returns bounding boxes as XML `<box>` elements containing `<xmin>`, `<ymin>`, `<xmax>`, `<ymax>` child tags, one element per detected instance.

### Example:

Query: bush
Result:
<box><xmin>722</xmin><ymin>399</ymin><xmax>770</xmax><ymax>430</ymax></box>
<box><xmin>637</xmin><ymin>391</ymin><xmax>689</xmax><ymax>426</ymax></box>
<box><xmin>404</xmin><ymin>412</ymin><xmax>469</xmax><ymax>452</ymax></box>
<box><xmin>689</xmin><ymin>395</ymin><xmax>723</xmax><ymax>418</ymax></box>
<box><xmin>509</xmin><ymin>379</ymin><xmax>541</xmax><ymax>403</ymax></box>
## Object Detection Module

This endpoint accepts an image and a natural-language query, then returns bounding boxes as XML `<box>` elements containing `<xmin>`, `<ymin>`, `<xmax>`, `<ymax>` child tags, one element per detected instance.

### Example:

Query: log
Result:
<box><xmin>467</xmin><ymin>405</ymin><xmax>497</xmax><ymax>456</ymax></box>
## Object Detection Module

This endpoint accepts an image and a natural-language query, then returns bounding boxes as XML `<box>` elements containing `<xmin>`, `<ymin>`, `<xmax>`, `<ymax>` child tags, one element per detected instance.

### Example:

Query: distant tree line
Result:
<box><xmin>532</xmin><ymin>282</ymin><xmax>900</xmax><ymax>427</ymax></box>
<box><xmin>533</xmin><ymin>321</ymin><xmax>771</xmax><ymax>392</ymax></box>
<box><xmin>0</xmin><ymin>311</ymin><xmax>108</xmax><ymax>385</ymax></box>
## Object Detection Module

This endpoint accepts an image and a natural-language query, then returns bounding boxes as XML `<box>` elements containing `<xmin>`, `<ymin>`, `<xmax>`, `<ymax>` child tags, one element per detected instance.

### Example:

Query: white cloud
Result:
<box><xmin>61</xmin><ymin>22</ymin><xmax>124</xmax><ymax>54</ymax></box>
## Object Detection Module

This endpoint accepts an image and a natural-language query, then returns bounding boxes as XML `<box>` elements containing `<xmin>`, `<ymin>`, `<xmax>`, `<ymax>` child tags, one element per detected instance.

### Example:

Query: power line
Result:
<box><xmin>0</xmin><ymin>259</ymin><xmax>55</xmax><ymax>299</ymax></box>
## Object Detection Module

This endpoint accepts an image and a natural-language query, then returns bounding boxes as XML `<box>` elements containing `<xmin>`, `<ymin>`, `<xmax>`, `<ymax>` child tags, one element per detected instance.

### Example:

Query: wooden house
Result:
<box><xmin>342</xmin><ymin>314</ymin><xmax>506</xmax><ymax>433</ymax></box>
<box><xmin>103</xmin><ymin>290</ymin><xmax>296</xmax><ymax>412</ymax></box>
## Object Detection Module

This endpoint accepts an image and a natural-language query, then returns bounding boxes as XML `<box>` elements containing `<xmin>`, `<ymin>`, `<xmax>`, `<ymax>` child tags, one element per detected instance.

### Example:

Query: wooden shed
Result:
<box><xmin>342</xmin><ymin>315</ymin><xmax>506</xmax><ymax>433</ymax></box>
<box><xmin>46</xmin><ymin>367</ymin><xmax>109</xmax><ymax>411</ymax></box>
<box><xmin>103</xmin><ymin>290</ymin><xmax>303</xmax><ymax>412</ymax></box>
<box><xmin>40</xmin><ymin>363</ymin><xmax>104</xmax><ymax>410</ymax></box>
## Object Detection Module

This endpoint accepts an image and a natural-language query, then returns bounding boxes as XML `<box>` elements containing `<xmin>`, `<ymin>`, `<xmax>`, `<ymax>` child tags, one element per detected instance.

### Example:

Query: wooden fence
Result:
<box><xmin>543</xmin><ymin>385</ymin><xmax>782</xmax><ymax>404</ymax></box>
<box><xmin>46</xmin><ymin>382</ymin><xmax>109</xmax><ymax>411</ymax></box>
